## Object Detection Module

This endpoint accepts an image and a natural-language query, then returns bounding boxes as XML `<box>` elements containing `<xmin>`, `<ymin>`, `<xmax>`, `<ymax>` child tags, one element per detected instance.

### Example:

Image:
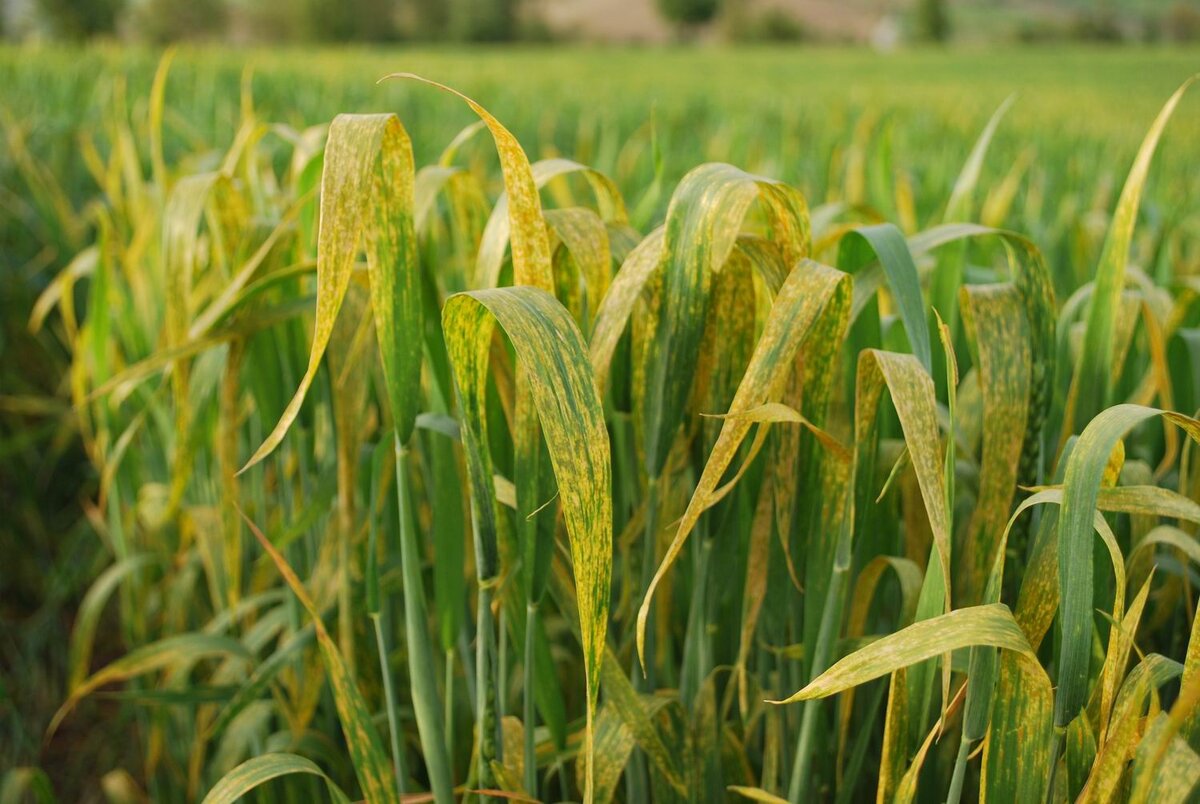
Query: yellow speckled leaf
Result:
<box><xmin>770</xmin><ymin>604</ymin><xmax>1034</xmax><ymax>704</ymax></box>
<box><xmin>381</xmin><ymin>73</ymin><xmax>553</xmax><ymax>292</ymax></box>
<box><xmin>442</xmin><ymin>286</ymin><xmax>610</xmax><ymax>803</ymax></box>
<box><xmin>640</xmin><ymin>163</ymin><xmax>810</xmax><ymax>480</ymax></box>
<box><xmin>636</xmin><ymin>260</ymin><xmax>849</xmax><ymax>666</ymax></box>
<box><xmin>476</xmin><ymin>157</ymin><xmax>626</xmax><ymax>289</ymax></box>
<box><xmin>959</xmin><ymin>283</ymin><xmax>1030</xmax><ymax>605</ymax></box>
<box><xmin>242</xmin><ymin>112</ymin><xmax>422</xmax><ymax>471</ymax></box>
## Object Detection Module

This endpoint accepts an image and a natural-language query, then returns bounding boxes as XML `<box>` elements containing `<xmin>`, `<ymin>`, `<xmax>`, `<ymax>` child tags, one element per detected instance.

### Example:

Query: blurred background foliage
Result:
<box><xmin>4</xmin><ymin>0</ymin><xmax>1200</xmax><ymax>45</ymax></box>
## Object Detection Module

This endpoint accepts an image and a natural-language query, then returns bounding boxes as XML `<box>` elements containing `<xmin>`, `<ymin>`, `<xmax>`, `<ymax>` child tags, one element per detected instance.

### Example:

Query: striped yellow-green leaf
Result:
<box><xmin>547</xmin><ymin>206</ymin><xmax>613</xmax><ymax>336</ymax></box>
<box><xmin>1131</xmin><ymin>670</ymin><xmax>1200</xmax><ymax>803</ymax></box>
<box><xmin>476</xmin><ymin>157</ymin><xmax>626</xmax><ymax>289</ymax></box>
<box><xmin>48</xmin><ymin>633</ymin><xmax>251</xmax><ymax>741</ymax></box>
<box><xmin>851</xmin><ymin>347</ymin><xmax>953</xmax><ymax>733</ymax></box>
<box><xmin>589</xmin><ymin>226</ymin><xmax>664</xmax><ymax>396</ymax></box>
<box><xmin>770</xmin><ymin>604</ymin><xmax>1035</xmax><ymax>704</ymax></box>
<box><xmin>1077</xmin><ymin>654</ymin><xmax>1180</xmax><ymax>803</ymax></box>
<box><xmin>1131</xmin><ymin>714</ymin><xmax>1200</xmax><ymax>804</ymax></box>
<box><xmin>381</xmin><ymin>73</ymin><xmax>554</xmax><ymax>292</ymax></box>
<box><xmin>242</xmin><ymin>112</ymin><xmax>422</xmax><ymax>471</ymax></box>
<box><xmin>980</xmin><ymin>647</ymin><xmax>1055</xmax><ymax>804</ymax></box>
<box><xmin>201</xmin><ymin>753</ymin><xmax>351</xmax><ymax>804</ymax></box>
<box><xmin>641</xmin><ymin>162</ymin><xmax>809</xmax><ymax>479</ymax></box>
<box><xmin>905</xmin><ymin>223</ymin><xmax>1056</xmax><ymax>480</ymax></box>
<box><xmin>958</xmin><ymin>282</ymin><xmax>1030</xmax><ymax>605</ymax></box>
<box><xmin>442</xmin><ymin>286</ymin><xmax>610</xmax><ymax>803</ymax></box>
<box><xmin>636</xmin><ymin>259</ymin><xmax>849</xmax><ymax>666</ymax></box>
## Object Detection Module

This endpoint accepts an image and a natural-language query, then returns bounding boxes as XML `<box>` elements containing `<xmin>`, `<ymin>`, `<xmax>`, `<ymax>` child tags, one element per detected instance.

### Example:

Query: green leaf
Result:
<box><xmin>839</xmin><ymin>222</ymin><xmax>930</xmax><ymax>373</ymax></box>
<box><xmin>200</xmin><ymin>753</ymin><xmax>350</xmax><ymax>804</ymax></box>
<box><xmin>1056</xmin><ymin>405</ymin><xmax>1200</xmax><ymax>726</ymax></box>
<box><xmin>1071</xmin><ymin>78</ymin><xmax>1196</xmax><ymax>430</ymax></box>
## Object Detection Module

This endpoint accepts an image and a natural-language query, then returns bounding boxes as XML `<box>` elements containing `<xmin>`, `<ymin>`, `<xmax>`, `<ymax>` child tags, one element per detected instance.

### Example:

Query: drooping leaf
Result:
<box><xmin>640</xmin><ymin>163</ymin><xmax>809</xmax><ymax>480</ymax></box>
<box><xmin>771</xmin><ymin>604</ymin><xmax>1036</xmax><ymax>703</ymax></box>
<box><xmin>442</xmin><ymin>287</ymin><xmax>611</xmax><ymax>803</ymax></box>
<box><xmin>200</xmin><ymin>753</ymin><xmax>350</xmax><ymax>804</ymax></box>
<box><xmin>49</xmin><ymin>633</ymin><xmax>251</xmax><ymax>741</ymax></box>
<box><xmin>242</xmin><ymin>112</ymin><xmax>422</xmax><ymax>470</ymax></box>
<box><xmin>636</xmin><ymin>260</ymin><xmax>849</xmax><ymax>666</ymax></box>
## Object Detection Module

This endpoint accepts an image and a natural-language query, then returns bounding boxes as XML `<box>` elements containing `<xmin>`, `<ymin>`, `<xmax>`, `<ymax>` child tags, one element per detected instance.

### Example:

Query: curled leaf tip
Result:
<box><xmin>635</xmin><ymin>606</ymin><xmax>649</xmax><ymax>675</ymax></box>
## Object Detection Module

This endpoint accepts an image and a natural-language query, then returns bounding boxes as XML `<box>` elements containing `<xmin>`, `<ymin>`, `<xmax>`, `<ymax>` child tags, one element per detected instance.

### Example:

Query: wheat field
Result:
<box><xmin>4</xmin><ymin>46</ymin><xmax>1200</xmax><ymax>803</ymax></box>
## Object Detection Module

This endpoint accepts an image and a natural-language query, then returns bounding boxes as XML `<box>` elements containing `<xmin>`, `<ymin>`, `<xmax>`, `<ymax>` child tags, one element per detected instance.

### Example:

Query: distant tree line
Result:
<box><xmin>23</xmin><ymin>0</ymin><xmax>527</xmax><ymax>43</ymax></box>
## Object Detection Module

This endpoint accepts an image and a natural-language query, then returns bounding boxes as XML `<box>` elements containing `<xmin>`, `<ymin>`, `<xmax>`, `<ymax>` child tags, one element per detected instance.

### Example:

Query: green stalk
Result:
<box><xmin>946</xmin><ymin>734</ymin><xmax>971</xmax><ymax>804</ymax></box>
<box><xmin>445</xmin><ymin>655</ymin><xmax>456</xmax><ymax>762</ymax></box>
<box><xmin>679</xmin><ymin>532</ymin><xmax>712</xmax><ymax>710</ymax></box>
<box><xmin>459</xmin><ymin>623</ymin><xmax>478</xmax><ymax>710</ymax></box>
<box><xmin>1046</xmin><ymin>729</ymin><xmax>1066</xmax><ymax>803</ymax></box>
<box><xmin>788</xmin><ymin>557</ymin><xmax>847</xmax><ymax>803</ymax></box>
<box><xmin>627</xmin><ymin>475</ymin><xmax>661</xmax><ymax>802</ymax></box>
<box><xmin>834</xmin><ymin>680</ymin><xmax>889</xmax><ymax>804</ymax></box>
<box><xmin>476</xmin><ymin>583</ymin><xmax>500</xmax><ymax>799</ymax></box>
<box><xmin>636</xmin><ymin>476</ymin><xmax>661</xmax><ymax>690</ymax></box>
<box><xmin>498</xmin><ymin>606</ymin><xmax>508</xmax><ymax>725</ymax></box>
<box><xmin>371</xmin><ymin>613</ymin><xmax>409</xmax><ymax>798</ymax></box>
<box><xmin>395</xmin><ymin>440</ymin><xmax>454</xmax><ymax>803</ymax></box>
<box><xmin>523</xmin><ymin>602</ymin><xmax>539</xmax><ymax>796</ymax></box>
<box><xmin>367</xmin><ymin>442</ymin><xmax>407</xmax><ymax>799</ymax></box>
